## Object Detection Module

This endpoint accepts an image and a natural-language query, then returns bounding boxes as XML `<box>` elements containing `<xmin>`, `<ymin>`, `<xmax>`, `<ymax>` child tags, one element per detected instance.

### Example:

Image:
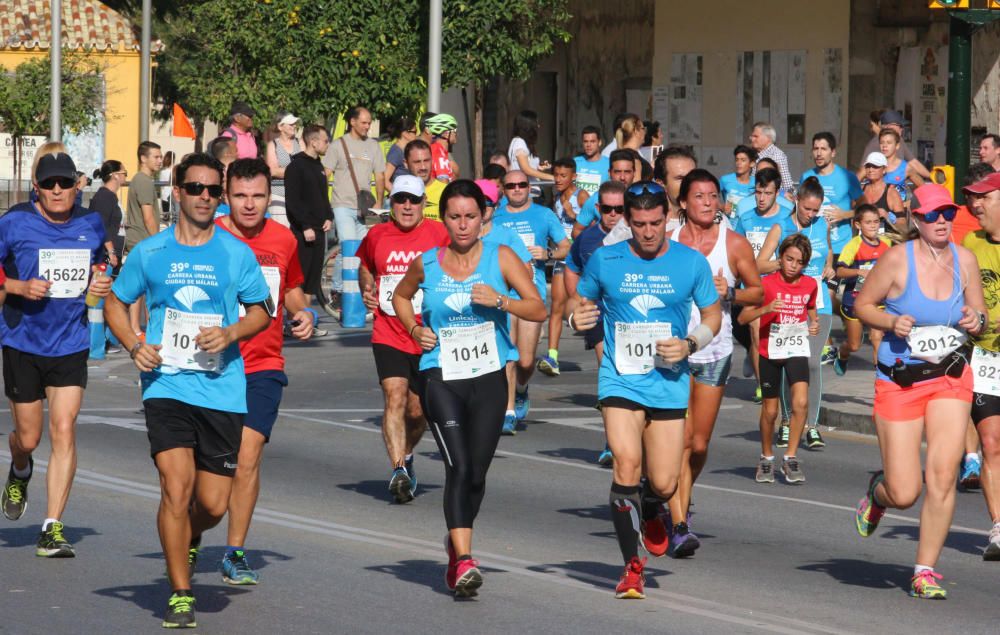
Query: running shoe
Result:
<box><xmin>776</xmin><ymin>423</ymin><xmax>790</xmax><ymax>449</ymax></box>
<box><xmin>514</xmin><ymin>386</ymin><xmax>530</xmax><ymax>421</ymax></box>
<box><xmin>781</xmin><ymin>457</ymin><xmax>805</xmax><ymax>484</ymax></box>
<box><xmin>162</xmin><ymin>592</ymin><xmax>197</xmax><ymax>628</ymax></box>
<box><xmin>536</xmin><ymin>355</ymin><xmax>560</xmax><ymax>377</ymax></box>
<box><xmin>453</xmin><ymin>558</ymin><xmax>483</xmax><ymax>598</ymax></box>
<box><xmin>1</xmin><ymin>457</ymin><xmax>32</xmax><ymax>521</ymax></box>
<box><xmin>388</xmin><ymin>467</ymin><xmax>414</xmax><ymax>504</ymax></box>
<box><xmin>105</xmin><ymin>343</ymin><xmax>122</xmax><ymax>354</ymax></box>
<box><xmin>36</xmin><ymin>521</ymin><xmax>75</xmax><ymax>558</ymax></box>
<box><xmin>833</xmin><ymin>356</ymin><xmax>848</xmax><ymax>376</ymax></box>
<box><xmin>597</xmin><ymin>445</ymin><xmax>613</xmax><ymax>467</ymax></box>
<box><xmin>221</xmin><ymin>549</ymin><xmax>259</xmax><ymax>585</ymax></box>
<box><xmin>188</xmin><ymin>535</ymin><xmax>201</xmax><ymax>570</ymax></box>
<box><xmin>641</xmin><ymin>515</ymin><xmax>669</xmax><ymax>557</ymax></box>
<box><xmin>501</xmin><ymin>414</ymin><xmax>517</xmax><ymax>436</ymax></box>
<box><xmin>667</xmin><ymin>523</ymin><xmax>700</xmax><ymax>558</ymax></box>
<box><xmin>742</xmin><ymin>355</ymin><xmax>754</xmax><ymax>378</ymax></box>
<box><xmin>856</xmin><ymin>471</ymin><xmax>886</xmax><ymax>537</ymax></box>
<box><xmin>755</xmin><ymin>456</ymin><xmax>775</xmax><ymax>483</ymax></box>
<box><xmin>614</xmin><ymin>556</ymin><xmax>646</xmax><ymax>599</ymax></box>
<box><xmin>984</xmin><ymin>523</ymin><xmax>1000</xmax><ymax>561</ymax></box>
<box><xmin>960</xmin><ymin>455</ymin><xmax>982</xmax><ymax>491</ymax></box>
<box><xmin>806</xmin><ymin>427</ymin><xmax>826</xmax><ymax>450</ymax></box>
<box><xmin>444</xmin><ymin>535</ymin><xmax>458</xmax><ymax>590</ymax></box>
<box><xmin>311</xmin><ymin>328</ymin><xmax>330</xmax><ymax>338</ymax></box>
<box><xmin>753</xmin><ymin>386</ymin><xmax>762</xmax><ymax>404</ymax></box>
<box><xmin>909</xmin><ymin>570</ymin><xmax>947</xmax><ymax>600</ymax></box>
<box><xmin>821</xmin><ymin>345</ymin><xmax>838</xmax><ymax>365</ymax></box>
<box><xmin>405</xmin><ymin>455</ymin><xmax>417</xmax><ymax>497</ymax></box>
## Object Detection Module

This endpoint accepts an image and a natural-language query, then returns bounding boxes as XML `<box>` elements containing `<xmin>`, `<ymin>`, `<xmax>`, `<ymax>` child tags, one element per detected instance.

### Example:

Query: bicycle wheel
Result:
<box><xmin>317</xmin><ymin>242</ymin><xmax>341</xmax><ymax>319</ymax></box>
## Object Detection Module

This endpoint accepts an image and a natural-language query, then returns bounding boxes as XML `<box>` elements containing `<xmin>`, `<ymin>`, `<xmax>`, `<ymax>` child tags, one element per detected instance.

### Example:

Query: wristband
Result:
<box><xmin>689</xmin><ymin>323</ymin><xmax>714</xmax><ymax>351</ymax></box>
<box><xmin>495</xmin><ymin>295</ymin><xmax>506</xmax><ymax>311</ymax></box>
<box><xmin>304</xmin><ymin>307</ymin><xmax>320</xmax><ymax>326</ymax></box>
<box><xmin>409</xmin><ymin>323</ymin><xmax>420</xmax><ymax>336</ymax></box>
<box><xmin>129</xmin><ymin>341</ymin><xmax>143</xmax><ymax>359</ymax></box>
<box><xmin>567</xmin><ymin>312</ymin><xmax>576</xmax><ymax>331</ymax></box>
<box><xmin>726</xmin><ymin>287</ymin><xmax>736</xmax><ymax>304</ymax></box>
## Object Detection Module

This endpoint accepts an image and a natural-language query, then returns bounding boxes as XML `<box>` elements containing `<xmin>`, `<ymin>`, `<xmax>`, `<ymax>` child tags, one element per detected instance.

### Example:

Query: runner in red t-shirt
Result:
<box><xmin>739</xmin><ymin>234</ymin><xmax>818</xmax><ymax>485</ymax></box>
<box><xmin>358</xmin><ymin>175</ymin><xmax>450</xmax><ymax>503</ymax></box>
<box><xmin>214</xmin><ymin>159</ymin><xmax>315</xmax><ymax>584</ymax></box>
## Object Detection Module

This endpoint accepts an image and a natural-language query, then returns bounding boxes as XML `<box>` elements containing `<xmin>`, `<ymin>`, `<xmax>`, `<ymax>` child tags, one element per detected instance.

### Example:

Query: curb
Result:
<box><xmin>819</xmin><ymin>406</ymin><xmax>874</xmax><ymax>436</ymax></box>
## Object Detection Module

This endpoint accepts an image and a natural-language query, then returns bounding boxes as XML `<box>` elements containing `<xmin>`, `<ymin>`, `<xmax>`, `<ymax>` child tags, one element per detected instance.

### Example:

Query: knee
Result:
<box><xmin>612</xmin><ymin>456</ymin><xmax>642</xmax><ymax>484</ymax></box>
<box><xmin>160</xmin><ymin>483</ymin><xmax>195</xmax><ymax>514</ymax></box>
<box><xmin>47</xmin><ymin>421</ymin><xmax>76</xmax><ymax>450</ymax></box>
<box><xmin>884</xmin><ymin>480</ymin><xmax>921</xmax><ymax>509</ymax></box>
<box><xmin>647</xmin><ymin>474</ymin><xmax>677</xmax><ymax>500</ymax></box>
<box><xmin>792</xmin><ymin>395</ymin><xmax>809</xmax><ymax>414</ymax></box>
<box><xmin>13</xmin><ymin>430</ymin><xmax>42</xmax><ymax>453</ymax></box>
<box><xmin>690</xmin><ymin>436</ymin><xmax>710</xmax><ymax>458</ymax></box>
<box><xmin>979</xmin><ymin>427</ymin><xmax>1000</xmax><ymax>462</ymax></box>
<box><xmin>761</xmin><ymin>402</ymin><xmax>779</xmax><ymax>421</ymax></box>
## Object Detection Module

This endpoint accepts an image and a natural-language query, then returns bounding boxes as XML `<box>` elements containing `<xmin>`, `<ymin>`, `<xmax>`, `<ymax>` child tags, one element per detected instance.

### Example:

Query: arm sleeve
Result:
<box><xmin>137</xmin><ymin>177</ymin><xmax>157</xmax><ymax>206</ymax></box>
<box><xmin>111</xmin><ymin>244</ymin><xmax>145</xmax><ymax>304</ymax></box>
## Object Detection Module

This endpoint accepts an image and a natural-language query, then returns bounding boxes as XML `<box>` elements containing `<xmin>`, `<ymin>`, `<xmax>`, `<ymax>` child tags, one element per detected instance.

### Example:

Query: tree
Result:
<box><xmin>0</xmin><ymin>54</ymin><xmax>104</xmax><ymax>187</ymax></box>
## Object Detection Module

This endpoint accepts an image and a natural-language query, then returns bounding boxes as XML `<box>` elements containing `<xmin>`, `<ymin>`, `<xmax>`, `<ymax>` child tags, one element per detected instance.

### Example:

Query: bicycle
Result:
<box><xmin>317</xmin><ymin>208</ymin><xmax>391</xmax><ymax>319</ymax></box>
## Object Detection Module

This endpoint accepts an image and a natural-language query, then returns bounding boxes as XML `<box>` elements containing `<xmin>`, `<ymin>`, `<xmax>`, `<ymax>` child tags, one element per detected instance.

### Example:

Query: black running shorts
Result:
<box><xmin>144</xmin><ymin>398</ymin><xmax>243</xmax><ymax>477</ymax></box>
<box><xmin>759</xmin><ymin>355</ymin><xmax>809</xmax><ymax>399</ymax></box>
<box><xmin>373</xmin><ymin>343</ymin><xmax>423</xmax><ymax>389</ymax></box>
<box><xmin>3</xmin><ymin>346</ymin><xmax>88</xmax><ymax>403</ymax></box>
<box><xmin>599</xmin><ymin>396</ymin><xmax>686</xmax><ymax>421</ymax></box>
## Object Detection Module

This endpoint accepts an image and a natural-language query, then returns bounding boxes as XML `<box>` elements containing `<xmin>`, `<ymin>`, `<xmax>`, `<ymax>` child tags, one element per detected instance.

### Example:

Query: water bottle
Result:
<box><xmin>85</xmin><ymin>264</ymin><xmax>107</xmax><ymax>308</ymax></box>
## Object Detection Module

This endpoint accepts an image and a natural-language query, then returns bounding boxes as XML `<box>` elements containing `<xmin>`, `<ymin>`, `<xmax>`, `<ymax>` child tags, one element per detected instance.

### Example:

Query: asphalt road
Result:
<box><xmin>1</xmin><ymin>327</ymin><xmax>999</xmax><ymax>634</ymax></box>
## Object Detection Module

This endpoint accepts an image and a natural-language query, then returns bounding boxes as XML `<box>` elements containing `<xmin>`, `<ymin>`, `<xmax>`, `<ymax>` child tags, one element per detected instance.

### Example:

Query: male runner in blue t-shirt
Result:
<box><xmin>574</xmin><ymin>125</ymin><xmax>610</xmax><ymax>197</ymax></box>
<box><xmin>0</xmin><ymin>152</ymin><xmax>110</xmax><ymax>559</ymax></box>
<box><xmin>105</xmin><ymin>153</ymin><xmax>271</xmax><ymax>629</ymax></box>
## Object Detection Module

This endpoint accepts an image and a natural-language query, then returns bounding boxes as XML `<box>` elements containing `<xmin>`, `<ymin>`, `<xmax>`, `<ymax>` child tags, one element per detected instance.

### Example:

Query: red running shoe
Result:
<box><xmin>444</xmin><ymin>535</ymin><xmax>458</xmax><ymax>590</ymax></box>
<box><xmin>641</xmin><ymin>516</ymin><xmax>669</xmax><ymax>557</ymax></box>
<box><xmin>454</xmin><ymin>558</ymin><xmax>483</xmax><ymax>598</ymax></box>
<box><xmin>615</xmin><ymin>556</ymin><xmax>647</xmax><ymax>599</ymax></box>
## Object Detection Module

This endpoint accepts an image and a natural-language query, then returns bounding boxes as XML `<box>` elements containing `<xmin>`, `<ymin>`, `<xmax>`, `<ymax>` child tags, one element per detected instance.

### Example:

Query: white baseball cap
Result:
<box><xmin>278</xmin><ymin>113</ymin><xmax>300</xmax><ymax>126</ymax></box>
<box><xmin>863</xmin><ymin>152</ymin><xmax>888</xmax><ymax>168</ymax></box>
<box><xmin>390</xmin><ymin>174</ymin><xmax>425</xmax><ymax>198</ymax></box>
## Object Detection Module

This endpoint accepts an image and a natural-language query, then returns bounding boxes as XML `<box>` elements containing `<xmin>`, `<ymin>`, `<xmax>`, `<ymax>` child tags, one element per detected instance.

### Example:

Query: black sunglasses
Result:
<box><xmin>504</xmin><ymin>181</ymin><xmax>530</xmax><ymax>190</ymax></box>
<box><xmin>181</xmin><ymin>182</ymin><xmax>224</xmax><ymax>198</ymax></box>
<box><xmin>600</xmin><ymin>204</ymin><xmax>625</xmax><ymax>215</ymax></box>
<box><xmin>38</xmin><ymin>176</ymin><xmax>76</xmax><ymax>190</ymax></box>
<box><xmin>913</xmin><ymin>208</ymin><xmax>958</xmax><ymax>223</ymax></box>
<box><xmin>391</xmin><ymin>193</ymin><xmax>423</xmax><ymax>205</ymax></box>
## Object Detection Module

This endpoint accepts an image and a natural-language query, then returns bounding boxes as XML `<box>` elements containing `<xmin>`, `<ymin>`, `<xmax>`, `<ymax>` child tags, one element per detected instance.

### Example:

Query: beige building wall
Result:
<box><xmin>652</xmin><ymin>1</ymin><xmax>851</xmax><ymax>177</ymax></box>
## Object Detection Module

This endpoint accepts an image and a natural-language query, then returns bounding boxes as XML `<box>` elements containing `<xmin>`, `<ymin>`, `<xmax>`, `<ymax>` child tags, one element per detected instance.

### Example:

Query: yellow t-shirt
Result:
<box><xmin>423</xmin><ymin>179</ymin><xmax>446</xmax><ymax>221</ymax></box>
<box><xmin>963</xmin><ymin>229</ymin><xmax>1000</xmax><ymax>352</ymax></box>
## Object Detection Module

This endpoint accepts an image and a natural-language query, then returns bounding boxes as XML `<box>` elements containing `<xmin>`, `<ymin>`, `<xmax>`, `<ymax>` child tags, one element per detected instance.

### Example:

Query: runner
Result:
<box><xmin>857</xmin><ymin>152</ymin><xmax>904</xmax><ymax>238</ymax></box>
<box><xmin>216</xmin><ymin>158</ymin><xmax>315</xmax><ymax>585</ymax></box>
<box><xmin>880</xmin><ymin>128</ymin><xmax>924</xmax><ymax>199</ymax></box>
<box><xmin>571</xmin><ymin>149</ymin><xmax>637</xmax><ymax>238</ymax></box>
<box><xmin>538</xmin><ymin>157</ymin><xmax>588</xmax><ymax>377</ymax></box>
<box><xmin>732</xmin><ymin>168</ymin><xmax>796</xmax><ymax>403</ymax></box>
<box><xmin>564</xmin><ymin>180</ymin><xmax>630</xmax><ymax>465</ymax></box>
<box><xmin>358</xmin><ymin>175</ymin><xmax>450</xmax><ymax>502</ymax></box>
<box><xmin>739</xmin><ymin>234</ymin><xmax>819</xmax><ymax>484</ymax></box>
<box><xmin>391</xmin><ymin>179</ymin><xmax>545</xmax><ymax>597</ymax></box>
<box><xmin>567</xmin><ymin>180</ymin><xmax>721</xmax><ymax>599</ymax></box>
<box><xmin>574</xmin><ymin>126</ymin><xmax>610</xmax><ymax>197</ymax></box>
<box><xmin>652</xmin><ymin>146</ymin><xmax>697</xmax><ymax>231</ymax></box>
<box><xmin>665</xmin><ymin>169</ymin><xmax>761</xmax><ymax>554</ymax></box>
<box><xmin>494</xmin><ymin>169</ymin><xmax>570</xmax><ymax>423</ymax></box>
<box><xmin>757</xmin><ymin>177</ymin><xmax>833</xmax><ymax>452</ymax></box>
<box><xmin>960</xmin><ymin>170</ymin><xmax>1000</xmax><ymax>558</ymax></box>
<box><xmin>104</xmin><ymin>152</ymin><xmax>272</xmax><ymax>628</ymax></box>
<box><xmin>834</xmin><ymin>205</ymin><xmax>891</xmax><ymax>374</ymax></box>
<box><xmin>854</xmin><ymin>183</ymin><xmax>986</xmax><ymax>599</ymax></box>
<box><xmin>719</xmin><ymin>145</ymin><xmax>756</xmax><ymax>218</ymax></box>
<box><xmin>0</xmin><ymin>152</ymin><xmax>109</xmax><ymax>558</ymax></box>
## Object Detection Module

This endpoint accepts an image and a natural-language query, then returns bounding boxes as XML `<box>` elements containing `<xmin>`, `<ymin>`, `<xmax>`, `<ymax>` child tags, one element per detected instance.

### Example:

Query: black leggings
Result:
<box><xmin>422</xmin><ymin>368</ymin><xmax>508</xmax><ymax>529</ymax></box>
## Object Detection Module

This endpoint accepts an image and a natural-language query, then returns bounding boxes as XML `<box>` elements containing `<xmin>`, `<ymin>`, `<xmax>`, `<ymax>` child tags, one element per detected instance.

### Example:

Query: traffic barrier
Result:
<box><xmin>340</xmin><ymin>239</ymin><xmax>366</xmax><ymax>328</ymax></box>
<box><xmin>88</xmin><ymin>300</ymin><xmax>105</xmax><ymax>360</ymax></box>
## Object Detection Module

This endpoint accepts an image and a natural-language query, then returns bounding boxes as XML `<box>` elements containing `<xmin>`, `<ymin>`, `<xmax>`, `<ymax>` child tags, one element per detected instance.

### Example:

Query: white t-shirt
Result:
<box><xmin>507</xmin><ymin>136</ymin><xmax>540</xmax><ymax>174</ymax></box>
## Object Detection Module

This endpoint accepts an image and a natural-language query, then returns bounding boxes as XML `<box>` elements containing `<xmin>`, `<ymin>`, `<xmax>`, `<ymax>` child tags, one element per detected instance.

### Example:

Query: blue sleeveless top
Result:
<box><xmin>418</xmin><ymin>242</ymin><xmax>518</xmax><ymax>372</ymax></box>
<box><xmin>876</xmin><ymin>241</ymin><xmax>965</xmax><ymax>380</ymax></box>
<box><xmin>885</xmin><ymin>160</ymin><xmax>908</xmax><ymax>199</ymax></box>
<box><xmin>778</xmin><ymin>213</ymin><xmax>833</xmax><ymax>316</ymax></box>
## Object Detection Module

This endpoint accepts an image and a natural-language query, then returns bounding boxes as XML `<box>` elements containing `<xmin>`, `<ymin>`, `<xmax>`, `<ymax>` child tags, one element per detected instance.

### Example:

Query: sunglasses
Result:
<box><xmin>600</xmin><ymin>204</ymin><xmax>625</xmax><ymax>215</ymax></box>
<box><xmin>626</xmin><ymin>181</ymin><xmax>666</xmax><ymax>197</ymax></box>
<box><xmin>913</xmin><ymin>208</ymin><xmax>958</xmax><ymax>223</ymax></box>
<box><xmin>181</xmin><ymin>182</ymin><xmax>224</xmax><ymax>198</ymax></box>
<box><xmin>391</xmin><ymin>193</ymin><xmax>423</xmax><ymax>205</ymax></box>
<box><xmin>38</xmin><ymin>176</ymin><xmax>76</xmax><ymax>190</ymax></box>
<box><xmin>504</xmin><ymin>181</ymin><xmax>530</xmax><ymax>190</ymax></box>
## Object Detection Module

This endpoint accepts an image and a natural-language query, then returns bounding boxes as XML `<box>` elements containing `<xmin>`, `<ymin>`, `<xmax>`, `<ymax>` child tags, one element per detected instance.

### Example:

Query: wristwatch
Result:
<box><xmin>686</xmin><ymin>337</ymin><xmax>697</xmax><ymax>356</ymax></box>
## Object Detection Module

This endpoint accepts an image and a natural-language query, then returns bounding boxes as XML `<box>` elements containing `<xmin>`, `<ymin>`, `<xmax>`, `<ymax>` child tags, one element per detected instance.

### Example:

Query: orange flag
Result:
<box><xmin>172</xmin><ymin>103</ymin><xmax>196</xmax><ymax>139</ymax></box>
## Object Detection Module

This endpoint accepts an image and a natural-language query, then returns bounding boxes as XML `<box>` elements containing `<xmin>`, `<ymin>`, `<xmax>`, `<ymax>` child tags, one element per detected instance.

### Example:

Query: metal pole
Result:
<box><xmin>427</xmin><ymin>0</ymin><xmax>442</xmax><ymax>112</ymax></box>
<box><xmin>140</xmin><ymin>0</ymin><xmax>152</xmax><ymax>141</ymax></box>
<box><xmin>50</xmin><ymin>0</ymin><xmax>61</xmax><ymax>141</ymax></box>
<box><xmin>946</xmin><ymin>13</ymin><xmax>972</xmax><ymax>204</ymax></box>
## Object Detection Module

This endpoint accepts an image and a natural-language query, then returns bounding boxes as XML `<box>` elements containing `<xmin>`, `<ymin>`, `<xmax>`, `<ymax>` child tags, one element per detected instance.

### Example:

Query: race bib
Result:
<box><xmin>379</xmin><ymin>273</ymin><xmax>423</xmax><ymax>316</ymax></box>
<box><xmin>614</xmin><ymin>322</ymin><xmax>673</xmax><ymax>375</ymax></box>
<box><xmin>239</xmin><ymin>266</ymin><xmax>281</xmax><ymax>318</ymax></box>
<box><xmin>439</xmin><ymin>322</ymin><xmax>501</xmax><ymax>381</ymax></box>
<box><xmin>160</xmin><ymin>308</ymin><xmax>224</xmax><ymax>372</ymax></box>
<box><xmin>518</xmin><ymin>233</ymin><xmax>536</xmax><ymax>249</ymax></box>
<box><xmin>854</xmin><ymin>263</ymin><xmax>874</xmax><ymax>292</ymax></box>
<box><xmin>577</xmin><ymin>173</ymin><xmax>601</xmax><ymax>195</ymax></box>
<box><xmin>767</xmin><ymin>322</ymin><xmax>809</xmax><ymax>360</ymax></box>
<box><xmin>812</xmin><ymin>276</ymin><xmax>826</xmax><ymax>310</ymax></box>
<box><xmin>38</xmin><ymin>249</ymin><xmax>90</xmax><ymax>298</ymax></box>
<box><xmin>907</xmin><ymin>325</ymin><xmax>967</xmax><ymax>364</ymax></box>
<box><xmin>746</xmin><ymin>231</ymin><xmax>767</xmax><ymax>257</ymax></box>
<box><xmin>973</xmin><ymin>346</ymin><xmax>1000</xmax><ymax>396</ymax></box>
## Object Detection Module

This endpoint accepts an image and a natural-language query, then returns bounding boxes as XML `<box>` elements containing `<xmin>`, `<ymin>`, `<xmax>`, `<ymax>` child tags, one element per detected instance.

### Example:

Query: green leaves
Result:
<box><xmin>0</xmin><ymin>54</ymin><xmax>104</xmax><ymax>138</ymax></box>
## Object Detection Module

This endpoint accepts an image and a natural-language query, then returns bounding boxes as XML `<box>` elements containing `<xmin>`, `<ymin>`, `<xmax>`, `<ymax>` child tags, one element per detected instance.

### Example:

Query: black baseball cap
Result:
<box><xmin>35</xmin><ymin>153</ymin><xmax>77</xmax><ymax>182</ymax></box>
<box><xmin>879</xmin><ymin>110</ymin><xmax>908</xmax><ymax>127</ymax></box>
<box><xmin>231</xmin><ymin>101</ymin><xmax>255</xmax><ymax>118</ymax></box>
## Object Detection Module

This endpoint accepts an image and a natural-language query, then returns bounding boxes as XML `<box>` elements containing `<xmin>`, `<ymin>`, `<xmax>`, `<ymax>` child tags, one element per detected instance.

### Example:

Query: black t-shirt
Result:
<box><xmin>88</xmin><ymin>186</ymin><xmax>124</xmax><ymax>256</ymax></box>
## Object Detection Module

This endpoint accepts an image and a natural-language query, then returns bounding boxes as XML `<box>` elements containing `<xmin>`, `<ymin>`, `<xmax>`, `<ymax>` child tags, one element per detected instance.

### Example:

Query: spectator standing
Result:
<box><xmin>638</xmin><ymin>120</ymin><xmax>663</xmax><ymax>166</ymax></box>
<box><xmin>508</xmin><ymin>110</ymin><xmax>553</xmax><ymax>187</ymax></box>
<box><xmin>978</xmin><ymin>134</ymin><xmax>1000</xmax><ymax>172</ymax></box>
<box><xmin>89</xmin><ymin>160</ymin><xmax>127</xmax><ymax>270</ymax></box>
<box><xmin>749</xmin><ymin>122</ymin><xmax>794</xmax><ymax>197</ymax></box>
<box><xmin>221</xmin><ymin>101</ymin><xmax>260</xmax><ymax>159</ymax></box>
<box><xmin>125</xmin><ymin>140</ymin><xmax>162</xmax><ymax>337</ymax></box>
<box><xmin>285</xmin><ymin>124</ymin><xmax>333</xmax><ymax>309</ymax></box>
<box><xmin>264</xmin><ymin>112</ymin><xmax>302</xmax><ymax>227</ymax></box>
<box><xmin>158</xmin><ymin>151</ymin><xmax>174</xmax><ymax>222</ymax></box>
<box><xmin>383</xmin><ymin>116</ymin><xmax>418</xmax><ymax>188</ymax></box>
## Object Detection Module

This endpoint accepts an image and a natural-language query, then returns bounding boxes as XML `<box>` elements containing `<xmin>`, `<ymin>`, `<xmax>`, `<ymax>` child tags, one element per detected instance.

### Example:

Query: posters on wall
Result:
<box><xmin>735</xmin><ymin>50</ymin><xmax>808</xmax><ymax>149</ymax></box>
<box><xmin>667</xmin><ymin>53</ymin><xmax>703</xmax><ymax>144</ymax></box>
<box><xmin>895</xmin><ymin>46</ymin><xmax>948</xmax><ymax>166</ymax></box>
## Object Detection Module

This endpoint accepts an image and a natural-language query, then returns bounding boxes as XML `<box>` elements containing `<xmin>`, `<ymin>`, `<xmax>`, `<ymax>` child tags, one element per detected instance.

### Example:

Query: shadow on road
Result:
<box><xmin>0</xmin><ymin>524</ymin><xmax>100</xmax><ymax>548</ymax></box>
<box><xmin>337</xmin><ymin>480</ymin><xmax>441</xmax><ymax>502</ymax></box>
<box><xmin>365</xmin><ymin>558</ymin><xmax>501</xmax><ymax>599</ymax></box>
<box><xmin>557</xmin><ymin>505</ymin><xmax>606</xmax><ymax>522</ymax></box>
<box><xmin>878</xmin><ymin>523</ymin><xmax>987</xmax><ymax>557</ymax></box>
<box><xmin>538</xmin><ymin>447</ymin><xmax>603</xmax><ymax>463</ymax></box>
<box><xmin>710</xmin><ymin>465</ymin><xmax>759</xmax><ymax>481</ymax></box>
<box><xmin>548</xmin><ymin>393</ymin><xmax>601</xmax><ymax>408</ymax></box>
<box><xmin>529</xmin><ymin>560</ymin><xmax>671</xmax><ymax>589</ymax></box>
<box><xmin>132</xmin><ymin>548</ymin><xmax>293</xmax><ymax>574</ymax></box>
<box><xmin>94</xmin><ymin>581</ymin><xmax>250</xmax><ymax>617</ymax></box>
<box><xmin>797</xmin><ymin>558</ymin><xmax>910</xmax><ymax>590</ymax></box>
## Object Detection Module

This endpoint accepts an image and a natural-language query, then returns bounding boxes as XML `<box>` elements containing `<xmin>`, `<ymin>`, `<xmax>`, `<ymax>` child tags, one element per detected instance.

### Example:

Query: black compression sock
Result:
<box><xmin>609</xmin><ymin>482</ymin><xmax>642</xmax><ymax>562</ymax></box>
<box><xmin>640</xmin><ymin>479</ymin><xmax>666</xmax><ymax>521</ymax></box>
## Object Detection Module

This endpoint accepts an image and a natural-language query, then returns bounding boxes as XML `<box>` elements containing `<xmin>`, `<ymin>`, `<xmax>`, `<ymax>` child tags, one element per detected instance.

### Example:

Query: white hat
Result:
<box><xmin>390</xmin><ymin>174</ymin><xmax>425</xmax><ymax>198</ymax></box>
<box><xmin>864</xmin><ymin>152</ymin><xmax>888</xmax><ymax>168</ymax></box>
<box><xmin>278</xmin><ymin>113</ymin><xmax>300</xmax><ymax>126</ymax></box>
